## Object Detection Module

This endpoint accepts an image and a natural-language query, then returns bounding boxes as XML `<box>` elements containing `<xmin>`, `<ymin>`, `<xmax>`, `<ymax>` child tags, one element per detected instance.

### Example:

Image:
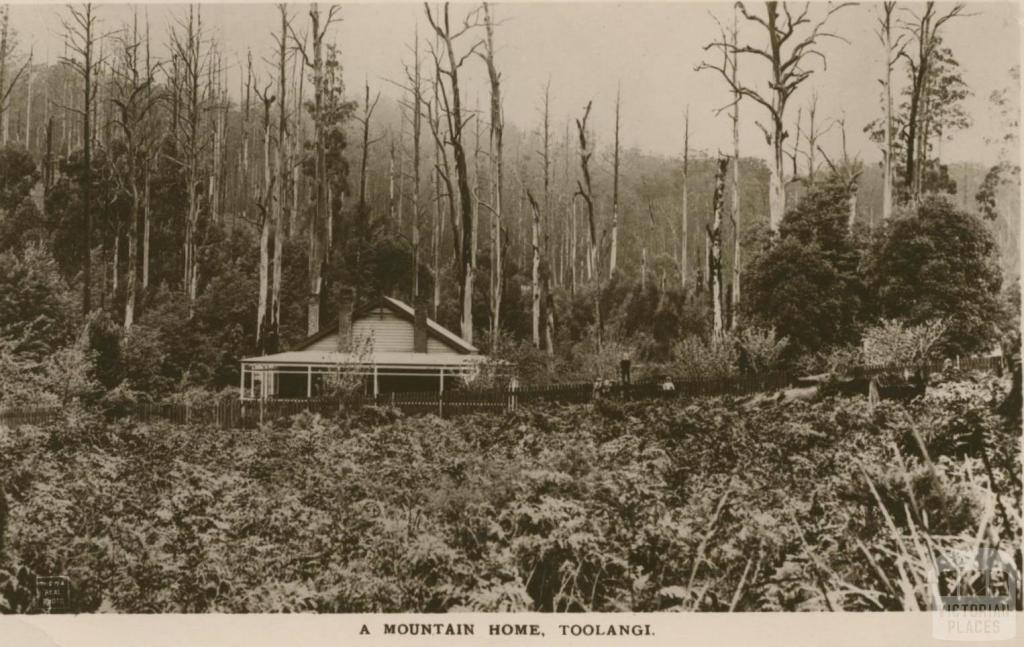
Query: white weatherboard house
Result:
<box><xmin>240</xmin><ymin>291</ymin><xmax>491</xmax><ymax>400</ymax></box>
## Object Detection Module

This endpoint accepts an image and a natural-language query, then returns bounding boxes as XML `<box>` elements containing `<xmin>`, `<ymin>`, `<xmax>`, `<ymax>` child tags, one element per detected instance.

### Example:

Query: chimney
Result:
<box><xmin>337</xmin><ymin>287</ymin><xmax>355</xmax><ymax>352</ymax></box>
<box><xmin>414</xmin><ymin>290</ymin><xmax>429</xmax><ymax>353</ymax></box>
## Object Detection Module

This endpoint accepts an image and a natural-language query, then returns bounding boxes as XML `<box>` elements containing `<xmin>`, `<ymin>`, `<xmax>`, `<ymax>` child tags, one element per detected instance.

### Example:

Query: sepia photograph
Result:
<box><xmin>0</xmin><ymin>0</ymin><xmax>1020</xmax><ymax>637</ymax></box>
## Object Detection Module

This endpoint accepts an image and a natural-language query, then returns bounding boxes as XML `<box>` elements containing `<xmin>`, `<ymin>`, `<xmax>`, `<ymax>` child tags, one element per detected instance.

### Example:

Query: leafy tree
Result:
<box><xmin>743</xmin><ymin>175</ymin><xmax>866</xmax><ymax>359</ymax></box>
<box><xmin>0</xmin><ymin>199</ymin><xmax>46</xmax><ymax>253</ymax></box>
<box><xmin>83</xmin><ymin>310</ymin><xmax>124</xmax><ymax>391</ymax></box>
<box><xmin>0</xmin><ymin>244</ymin><xmax>75</xmax><ymax>360</ymax></box>
<box><xmin>0</xmin><ymin>145</ymin><xmax>36</xmax><ymax>213</ymax></box>
<box><xmin>866</xmin><ymin>37</ymin><xmax>971</xmax><ymax>202</ymax></box>
<box><xmin>864</xmin><ymin>197</ymin><xmax>1002</xmax><ymax>356</ymax></box>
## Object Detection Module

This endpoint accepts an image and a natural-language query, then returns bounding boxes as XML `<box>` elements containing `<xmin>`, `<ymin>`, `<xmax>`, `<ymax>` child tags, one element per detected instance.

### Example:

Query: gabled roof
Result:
<box><xmin>296</xmin><ymin>295</ymin><xmax>479</xmax><ymax>354</ymax></box>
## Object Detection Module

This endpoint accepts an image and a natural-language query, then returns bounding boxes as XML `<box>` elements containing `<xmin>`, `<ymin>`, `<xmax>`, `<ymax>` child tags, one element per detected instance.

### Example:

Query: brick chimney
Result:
<box><xmin>337</xmin><ymin>287</ymin><xmax>355</xmax><ymax>352</ymax></box>
<box><xmin>413</xmin><ymin>290</ymin><xmax>429</xmax><ymax>353</ymax></box>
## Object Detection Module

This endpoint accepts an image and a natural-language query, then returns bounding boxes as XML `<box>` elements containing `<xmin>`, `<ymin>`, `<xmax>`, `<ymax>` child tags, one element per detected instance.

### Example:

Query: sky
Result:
<box><xmin>7</xmin><ymin>1</ymin><xmax>1021</xmax><ymax>166</ymax></box>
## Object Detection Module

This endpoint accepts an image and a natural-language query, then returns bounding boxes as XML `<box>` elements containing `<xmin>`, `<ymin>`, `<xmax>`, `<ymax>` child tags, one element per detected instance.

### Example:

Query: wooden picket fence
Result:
<box><xmin>0</xmin><ymin>405</ymin><xmax>61</xmax><ymax>428</ymax></box>
<box><xmin>0</xmin><ymin>354</ymin><xmax>1006</xmax><ymax>430</ymax></box>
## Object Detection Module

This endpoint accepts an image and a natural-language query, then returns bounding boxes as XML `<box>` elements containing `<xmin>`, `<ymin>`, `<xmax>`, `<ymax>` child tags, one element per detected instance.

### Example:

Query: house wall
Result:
<box><xmin>304</xmin><ymin>308</ymin><xmax>452</xmax><ymax>353</ymax></box>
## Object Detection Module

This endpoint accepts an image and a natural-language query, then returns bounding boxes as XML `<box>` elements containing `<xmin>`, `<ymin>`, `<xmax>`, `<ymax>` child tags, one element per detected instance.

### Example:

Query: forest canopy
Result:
<box><xmin>0</xmin><ymin>2</ymin><xmax>1018</xmax><ymax>403</ymax></box>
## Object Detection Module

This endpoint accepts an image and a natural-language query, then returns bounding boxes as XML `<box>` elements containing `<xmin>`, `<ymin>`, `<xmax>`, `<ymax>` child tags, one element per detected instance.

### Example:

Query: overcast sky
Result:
<box><xmin>9</xmin><ymin>1</ymin><xmax>1021</xmax><ymax>166</ymax></box>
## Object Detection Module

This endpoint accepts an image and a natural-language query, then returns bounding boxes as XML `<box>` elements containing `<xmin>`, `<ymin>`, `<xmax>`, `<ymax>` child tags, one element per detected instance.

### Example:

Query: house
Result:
<box><xmin>240</xmin><ymin>290</ymin><xmax>497</xmax><ymax>400</ymax></box>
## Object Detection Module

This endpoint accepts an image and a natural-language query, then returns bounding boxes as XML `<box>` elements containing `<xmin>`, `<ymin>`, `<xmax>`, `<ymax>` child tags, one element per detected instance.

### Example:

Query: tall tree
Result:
<box><xmin>109</xmin><ymin>10</ymin><xmax>159</xmax><ymax>330</ymax></box>
<box><xmin>60</xmin><ymin>3</ymin><xmax>104</xmax><ymax>318</ymax></box>
<box><xmin>609</xmin><ymin>84</ymin><xmax>621</xmax><ymax>275</ymax></box>
<box><xmin>709</xmin><ymin>156</ymin><xmax>729</xmax><ymax>336</ymax></box>
<box><xmin>355</xmin><ymin>79</ymin><xmax>380</xmax><ymax>209</ymax></box>
<box><xmin>729</xmin><ymin>6</ymin><xmax>742</xmax><ymax>329</ymax></box>
<box><xmin>400</xmin><ymin>25</ymin><xmax>425</xmax><ymax>298</ymax></box>
<box><xmin>0</xmin><ymin>7</ymin><xmax>30</xmax><ymax>148</ymax></box>
<box><xmin>575</xmin><ymin>99</ymin><xmax>602</xmax><ymax>350</ymax></box>
<box><xmin>424</xmin><ymin>2</ymin><xmax>484</xmax><ymax>344</ymax></box>
<box><xmin>270</xmin><ymin>4</ymin><xmax>290</xmax><ymax>348</ymax></box>
<box><xmin>876</xmin><ymin>1</ymin><xmax>904</xmax><ymax>221</ymax></box>
<box><xmin>479</xmin><ymin>2</ymin><xmax>503</xmax><ymax>349</ymax></box>
<box><xmin>254</xmin><ymin>80</ymin><xmax>275</xmax><ymax>353</ymax></box>
<box><xmin>699</xmin><ymin>1</ymin><xmax>851</xmax><ymax>231</ymax></box>
<box><xmin>680</xmin><ymin>106</ymin><xmax>689</xmax><ymax>291</ymax></box>
<box><xmin>901</xmin><ymin>2</ymin><xmax>966</xmax><ymax>204</ymax></box>
<box><xmin>540</xmin><ymin>82</ymin><xmax>555</xmax><ymax>355</ymax></box>
<box><xmin>168</xmin><ymin>5</ymin><xmax>209</xmax><ymax>315</ymax></box>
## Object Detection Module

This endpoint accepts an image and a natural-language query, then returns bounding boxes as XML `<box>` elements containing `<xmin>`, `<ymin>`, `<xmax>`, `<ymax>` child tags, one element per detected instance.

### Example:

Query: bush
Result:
<box><xmin>861</xmin><ymin>318</ymin><xmax>946</xmax><ymax>367</ymax></box>
<box><xmin>671</xmin><ymin>334</ymin><xmax>739</xmax><ymax>380</ymax></box>
<box><xmin>0</xmin><ymin>244</ymin><xmax>75</xmax><ymax>361</ymax></box>
<box><xmin>743</xmin><ymin>174</ymin><xmax>866</xmax><ymax>359</ymax></box>
<box><xmin>864</xmin><ymin>197</ymin><xmax>1003</xmax><ymax>356</ymax></box>
<box><xmin>121</xmin><ymin>325</ymin><xmax>170</xmax><ymax>396</ymax></box>
<box><xmin>736</xmin><ymin>326</ymin><xmax>789</xmax><ymax>373</ymax></box>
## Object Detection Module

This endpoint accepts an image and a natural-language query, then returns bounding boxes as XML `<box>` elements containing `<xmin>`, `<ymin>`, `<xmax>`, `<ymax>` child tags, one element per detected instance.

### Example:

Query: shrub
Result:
<box><xmin>736</xmin><ymin>326</ymin><xmax>789</xmax><ymax>373</ymax></box>
<box><xmin>671</xmin><ymin>334</ymin><xmax>739</xmax><ymax>380</ymax></box>
<box><xmin>861</xmin><ymin>318</ymin><xmax>946</xmax><ymax>368</ymax></box>
<box><xmin>864</xmin><ymin>196</ymin><xmax>1003</xmax><ymax>356</ymax></box>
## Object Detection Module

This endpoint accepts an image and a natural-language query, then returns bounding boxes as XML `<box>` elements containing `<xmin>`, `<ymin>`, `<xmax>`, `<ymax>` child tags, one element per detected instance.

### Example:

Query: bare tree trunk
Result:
<box><xmin>609</xmin><ymin>85</ymin><xmax>621</xmax><ymax>275</ymax></box>
<box><xmin>142</xmin><ymin>162</ymin><xmax>150</xmax><ymax>289</ymax></box>
<box><xmin>60</xmin><ymin>4</ymin><xmax>100</xmax><ymax>318</ymax></box>
<box><xmin>570</xmin><ymin>195</ymin><xmax>577</xmax><ymax>296</ymax></box>
<box><xmin>681</xmin><ymin>106</ymin><xmax>689</xmax><ymax>291</ymax></box>
<box><xmin>425</xmin><ymin>3</ymin><xmax>478</xmax><ymax>345</ymax></box>
<box><xmin>255</xmin><ymin>92</ymin><xmax>274</xmax><ymax>352</ymax></box>
<box><xmin>710</xmin><ymin>156</ymin><xmax>728</xmax><ymax>337</ymax></box>
<box><xmin>876</xmin><ymin>3</ymin><xmax>892</xmax><ymax>220</ymax></box>
<box><xmin>528</xmin><ymin>190</ymin><xmax>541</xmax><ymax>348</ymax></box>
<box><xmin>410</xmin><ymin>26</ymin><xmax>422</xmax><ymax>298</ymax></box>
<box><xmin>170</xmin><ymin>5</ymin><xmax>205</xmax><ymax>316</ymax></box>
<box><xmin>271</xmin><ymin>4</ymin><xmax>288</xmax><ymax>349</ymax></box>
<box><xmin>124</xmin><ymin>190</ymin><xmax>139</xmax><ymax>329</ymax></box>
<box><xmin>482</xmin><ymin>3</ymin><xmax>503</xmax><ymax>349</ymax></box>
<box><xmin>292</xmin><ymin>4</ymin><xmax>340</xmax><ymax>339</ymax></box>
<box><xmin>574</xmin><ymin>100</ymin><xmax>602</xmax><ymax>350</ymax></box>
<box><xmin>389</xmin><ymin>136</ymin><xmax>397</xmax><ymax>222</ymax></box>
<box><xmin>729</xmin><ymin>10</ymin><xmax>741</xmax><ymax>330</ymax></box>
<box><xmin>540</xmin><ymin>81</ymin><xmax>554</xmax><ymax>356</ymax></box>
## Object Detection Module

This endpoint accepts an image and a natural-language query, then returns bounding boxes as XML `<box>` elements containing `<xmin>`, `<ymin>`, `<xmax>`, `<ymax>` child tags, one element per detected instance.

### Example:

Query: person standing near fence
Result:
<box><xmin>620</xmin><ymin>352</ymin><xmax>632</xmax><ymax>385</ymax></box>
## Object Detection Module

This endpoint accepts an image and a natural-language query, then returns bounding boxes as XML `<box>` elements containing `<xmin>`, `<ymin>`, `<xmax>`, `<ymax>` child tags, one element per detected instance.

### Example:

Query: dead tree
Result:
<box><xmin>478</xmin><ymin>2</ymin><xmax>504</xmax><ymax>349</ymax></box>
<box><xmin>681</xmin><ymin>106</ymin><xmax>690</xmax><ymax>291</ymax></box>
<box><xmin>527</xmin><ymin>189</ymin><xmax>542</xmax><ymax>348</ymax></box>
<box><xmin>530</xmin><ymin>83</ymin><xmax>550</xmax><ymax>350</ymax></box>
<box><xmin>609</xmin><ymin>84</ymin><xmax>621</xmax><ymax>275</ymax></box>
<box><xmin>142</xmin><ymin>12</ymin><xmax>154</xmax><ymax>290</ymax></box>
<box><xmin>876</xmin><ymin>1</ymin><xmax>905</xmax><ymax>220</ymax></box>
<box><xmin>168</xmin><ymin>5</ymin><xmax>210</xmax><ymax>315</ymax></box>
<box><xmin>355</xmin><ymin>79</ymin><xmax>381</xmax><ymax>208</ymax></box>
<box><xmin>60</xmin><ymin>3</ymin><xmax>104</xmax><ymax>318</ymax></box>
<box><xmin>709</xmin><ymin>155</ymin><xmax>729</xmax><ymax>337</ymax></box>
<box><xmin>290</xmin><ymin>3</ymin><xmax>342</xmax><ymax>335</ymax></box>
<box><xmin>540</xmin><ymin>81</ymin><xmax>554</xmax><ymax>355</ymax></box>
<box><xmin>270</xmin><ymin>4</ymin><xmax>291</xmax><ymax>347</ymax></box>
<box><xmin>575</xmin><ymin>99</ymin><xmax>603</xmax><ymax>350</ymax></box>
<box><xmin>424</xmin><ymin>2</ymin><xmax>485</xmax><ymax>344</ymax></box>
<box><xmin>729</xmin><ymin>6</ymin><xmax>741</xmax><ymax>330</ymax></box>
<box><xmin>399</xmin><ymin>25</ymin><xmax>426</xmax><ymax>298</ymax></box>
<box><xmin>0</xmin><ymin>7</ymin><xmax>31</xmax><ymax>147</ymax></box>
<box><xmin>699</xmin><ymin>1</ymin><xmax>852</xmax><ymax>231</ymax></box>
<box><xmin>109</xmin><ymin>10</ymin><xmax>160</xmax><ymax>330</ymax></box>
<box><xmin>575</xmin><ymin>100</ymin><xmax>598</xmax><ymax>282</ymax></box>
<box><xmin>254</xmin><ymin>82</ymin><xmax>276</xmax><ymax>353</ymax></box>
